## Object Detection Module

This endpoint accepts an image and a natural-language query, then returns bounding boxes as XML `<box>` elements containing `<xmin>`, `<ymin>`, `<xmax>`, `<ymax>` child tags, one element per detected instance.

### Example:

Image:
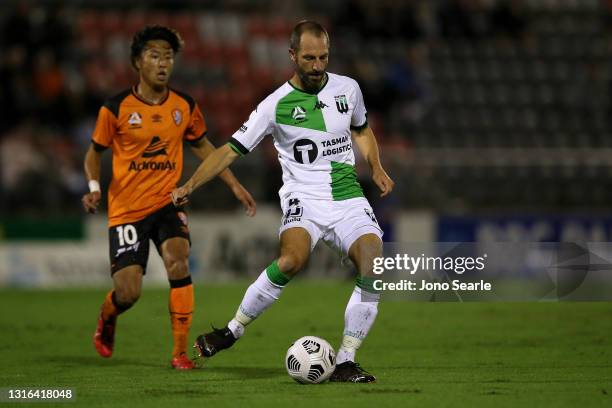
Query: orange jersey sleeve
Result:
<box><xmin>92</xmin><ymin>106</ymin><xmax>117</xmax><ymax>148</ymax></box>
<box><xmin>184</xmin><ymin>104</ymin><xmax>207</xmax><ymax>144</ymax></box>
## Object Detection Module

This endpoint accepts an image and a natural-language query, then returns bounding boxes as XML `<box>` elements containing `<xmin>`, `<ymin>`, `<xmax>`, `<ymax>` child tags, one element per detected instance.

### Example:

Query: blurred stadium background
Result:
<box><xmin>1</xmin><ymin>0</ymin><xmax>612</xmax><ymax>286</ymax></box>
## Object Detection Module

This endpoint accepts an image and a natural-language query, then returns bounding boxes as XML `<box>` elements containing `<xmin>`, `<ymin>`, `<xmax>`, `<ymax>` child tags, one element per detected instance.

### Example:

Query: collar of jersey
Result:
<box><xmin>131</xmin><ymin>86</ymin><xmax>170</xmax><ymax>106</ymax></box>
<box><xmin>287</xmin><ymin>73</ymin><xmax>329</xmax><ymax>95</ymax></box>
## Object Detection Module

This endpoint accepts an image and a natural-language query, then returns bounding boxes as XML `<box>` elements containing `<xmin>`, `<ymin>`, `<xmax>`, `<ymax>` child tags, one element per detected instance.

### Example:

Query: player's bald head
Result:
<box><xmin>289</xmin><ymin>20</ymin><xmax>329</xmax><ymax>51</ymax></box>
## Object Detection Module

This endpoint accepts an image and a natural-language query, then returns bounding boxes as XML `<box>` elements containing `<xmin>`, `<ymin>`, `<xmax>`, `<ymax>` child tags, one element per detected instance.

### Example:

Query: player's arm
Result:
<box><xmin>172</xmin><ymin>144</ymin><xmax>240</xmax><ymax>207</ymax></box>
<box><xmin>82</xmin><ymin>144</ymin><xmax>104</xmax><ymax>213</ymax></box>
<box><xmin>175</xmin><ymin>98</ymin><xmax>271</xmax><ymax>206</ymax></box>
<box><xmin>351</xmin><ymin>126</ymin><xmax>394</xmax><ymax>197</ymax></box>
<box><xmin>189</xmin><ymin>139</ymin><xmax>256</xmax><ymax>216</ymax></box>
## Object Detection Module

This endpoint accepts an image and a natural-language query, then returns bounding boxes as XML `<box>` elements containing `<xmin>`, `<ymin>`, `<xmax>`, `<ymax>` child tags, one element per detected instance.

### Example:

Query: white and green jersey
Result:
<box><xmin>228</xmin><ymin>72</ymin><xmax>368</xmax><ymax>201</ymax></box>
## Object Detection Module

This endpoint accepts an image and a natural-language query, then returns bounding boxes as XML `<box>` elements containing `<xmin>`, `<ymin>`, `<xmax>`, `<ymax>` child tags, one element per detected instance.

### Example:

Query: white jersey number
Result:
<box><xmin>117</xmin><ymin>225</ymin><xmax>138</xmax><ymax>246</ymax></box>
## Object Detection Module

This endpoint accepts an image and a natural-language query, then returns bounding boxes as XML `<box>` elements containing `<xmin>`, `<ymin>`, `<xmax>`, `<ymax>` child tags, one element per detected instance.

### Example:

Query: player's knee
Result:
<box><xmin>356</xmin><ymin>252</ymin><xmax>379</xmax><ymax>275</ymax></box>
<box><xmin>164</xmin><ymin>256</ymin><xmax>189</xmax><ymax>280</ymax></box>
<box><xmin>350</xmin><ymin>235</ymin><xmax>383</xmax><ymax>276</ymax></box>
<box><xmin>358</xmin><ymin>255</ymin><xmax>383</xmax><ymax>277</ymax></box>
<box><xmin>277</xmin><ymin>252</ymin><xmax>308</xmax><ymax>276</ymax></box>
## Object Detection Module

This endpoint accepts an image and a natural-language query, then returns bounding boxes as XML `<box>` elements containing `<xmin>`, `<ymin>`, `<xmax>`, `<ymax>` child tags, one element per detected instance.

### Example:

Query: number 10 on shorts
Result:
<box><xmin>117</xmin><ymin>225</ymin><xmax>138</xmax><ymax>246</ymax></box>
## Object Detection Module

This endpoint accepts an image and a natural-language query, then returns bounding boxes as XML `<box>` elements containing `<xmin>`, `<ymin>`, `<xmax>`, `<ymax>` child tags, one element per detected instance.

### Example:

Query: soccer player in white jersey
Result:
<box><xmin>171</xmin><ymin>20</ymin><xmax>394</xmax><ymax>382</ymax></box>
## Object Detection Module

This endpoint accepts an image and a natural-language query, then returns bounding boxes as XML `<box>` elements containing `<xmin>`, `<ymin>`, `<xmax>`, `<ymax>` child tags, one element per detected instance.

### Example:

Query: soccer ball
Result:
<box><xmin>285</xmin><ymin>336</ymin><xmax>336</xmax><ymax>384</ymax></box>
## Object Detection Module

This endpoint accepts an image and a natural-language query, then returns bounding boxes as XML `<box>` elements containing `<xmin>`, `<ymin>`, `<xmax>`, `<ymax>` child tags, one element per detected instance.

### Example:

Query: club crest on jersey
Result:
<box><xmin>128</xmin><ymin>112</ymin><xmax>142</xmax><ymax>127</ymax></box>
<box><xmin>292</xmin><ymin>106</ymin><xmax>307</xmax><ymax>122</ymax></box>
<box><xmin>172</xmin><ymin>109</ymin><xmax>182</xmax><ymax>126</ymax></box>
<box><xmin>335</xmin><ymin>95</ymin><xmax>349</xmax><ymax>114</ymax></box>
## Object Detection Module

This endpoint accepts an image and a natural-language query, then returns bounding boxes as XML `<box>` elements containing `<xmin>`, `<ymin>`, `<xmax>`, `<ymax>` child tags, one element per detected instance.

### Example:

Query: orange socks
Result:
<box><xmin>101</xmin><ymin>278</ymin><xmax>194</xmax><ymax>358</ymax></box>
<box><xmin>169</xmin><ymin>277</ymin><xmax>194</xmax><ymax>358</ymax></box>
<box><xmin>101</xmin><ymin>290</ymin><xmax>122</xmax><ymax>321</ymax></box>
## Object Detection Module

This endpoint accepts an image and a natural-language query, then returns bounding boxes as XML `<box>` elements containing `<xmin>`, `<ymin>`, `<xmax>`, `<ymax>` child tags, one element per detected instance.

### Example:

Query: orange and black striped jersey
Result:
<box><xmin>92</xmin><ymin>87</ymin><xmax>206</xmax><ymax>227</ymax></box>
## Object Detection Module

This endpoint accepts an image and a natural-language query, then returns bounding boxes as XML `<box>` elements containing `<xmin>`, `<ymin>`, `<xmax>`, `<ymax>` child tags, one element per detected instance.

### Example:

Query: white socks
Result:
<box><xmin>225</xmin><ymin>269</ymin><xmax>380</xmax><ymax>364</ymax></box>
<box><xmin>227</xmin><ymin>269</ymin><xmax>285</xmax><ymax>339</ymax></box>
<box><xmin>336</xmin><ymin>286</ymin><xmax>380</xmax><ymax>365</ymax></box>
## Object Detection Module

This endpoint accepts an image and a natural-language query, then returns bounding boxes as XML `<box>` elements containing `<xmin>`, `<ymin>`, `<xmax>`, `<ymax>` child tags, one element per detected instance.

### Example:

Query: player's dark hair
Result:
<box><xmin>289</xmin><ymin>20</ymin><xmax>329</xmax><ymax>51</ymax></box>
<box><xmin>130</xmin><ymin>25</ymin><xmax>183</xmax><ymax>70</ymax></box>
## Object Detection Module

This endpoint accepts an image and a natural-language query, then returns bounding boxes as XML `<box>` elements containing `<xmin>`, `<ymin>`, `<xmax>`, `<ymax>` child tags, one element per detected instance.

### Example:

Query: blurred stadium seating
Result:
<box><xmin>1</xmin><ymin>0</ymin><xmax>611</xmax><ymax>218</ymax></box>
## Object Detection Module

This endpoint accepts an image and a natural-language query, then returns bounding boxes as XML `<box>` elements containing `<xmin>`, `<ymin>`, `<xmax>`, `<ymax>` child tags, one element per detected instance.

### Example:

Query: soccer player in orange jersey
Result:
<box><xmin>81</xmin><ymin>26</ymin><xmax>256</xmax><ymax>370</ymax></box>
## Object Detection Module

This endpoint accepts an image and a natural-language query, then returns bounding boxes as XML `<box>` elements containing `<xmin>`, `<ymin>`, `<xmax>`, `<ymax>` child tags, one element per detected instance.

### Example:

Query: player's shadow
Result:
<box><xmin>44</xmin><ymin>355</ymin><xmax>165</xmax><ymax>369</ymax></box>
<box><xmin>43</xmin><ymin>356</ymin><xmax>286</xmax><ymax>377</ymax></box>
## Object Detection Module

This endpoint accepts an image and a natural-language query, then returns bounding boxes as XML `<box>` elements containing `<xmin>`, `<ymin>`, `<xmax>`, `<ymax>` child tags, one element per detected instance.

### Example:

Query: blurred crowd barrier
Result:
<box><xmin>2</xmin><ymin>0</ymin><xmax>612</xmax><ymax>219</ymax></box>
<box><xmin>3</xmin><ymin>207</ymin><xmax>612</xmax><ymax>288</ymax></box>
<box><xmin>0</xmin><ymin>208</ymin><xmax>429</xmax><ymax>287</ymax></box>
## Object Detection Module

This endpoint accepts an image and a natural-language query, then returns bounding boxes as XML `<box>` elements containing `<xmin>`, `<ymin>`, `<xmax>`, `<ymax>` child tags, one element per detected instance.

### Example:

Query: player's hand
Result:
<box><xmin>372</xmin><ymin>168</ymin><xmax>394</xmax><ymax>197</ymax></box>
<box><xmin>231</xmin><ymin>183</ymin><xmax>257</xmax><ymax>217</ymax></box>
<box><xmin>81</xmin><ymin>191</ymin><xmax>101</xmax><ymax>214</ymax></box>
<box><xmin>171</xmin><ymin>185</ymin><xmax>191</xmax><ymax>207</ymax></box>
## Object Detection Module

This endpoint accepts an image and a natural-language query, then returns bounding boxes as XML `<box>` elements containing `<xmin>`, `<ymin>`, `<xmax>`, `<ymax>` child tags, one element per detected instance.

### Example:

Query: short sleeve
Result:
<box><xmin>228</xmin><ymin>103</ymin><xmax>274</xmax><ymax>156</ymax></box>
<box><xmin>184</xmin><ymin>104</ymin><xmax>208</xmax><ymax>145</ymax></box>
<box><xmin>350</xmin><ymin>80</ymin><xmax>368</xmax><ymax>130</ymax></box>
<box><xmin>91</xmin><ymin>106</ymin><xmax>117</xmax><ymax>148</ymax></box>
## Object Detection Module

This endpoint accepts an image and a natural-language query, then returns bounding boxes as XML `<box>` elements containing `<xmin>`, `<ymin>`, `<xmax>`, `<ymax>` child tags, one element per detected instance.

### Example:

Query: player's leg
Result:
<box><xmin>227</xmin><ymin>227</ymin><xmax>311</xmax><ymax>336</ymax></box>
<box><xmin>94</xmin><ymin>265</ymin><xmax>144</xmax><ymax>358</ymax></box>
<box><xmin>323</xmin><ymin>197</ymin><xmax>383</xmax><ymax>382</ymax></box>
<box><xmin>195</xmin><ymin>227</ymin><xmax>312</xmax><ymax>358</ymax></box>
<box><xmin>331</xmin><ymin>232</ymin><xmax>382</xmax><ymax>383</ymax></box>
<box><xmin>153</xmin><ymin>205</ymin><xmax>194</xmax><ymax>369</ymax></box>
<box><xmin>95</xmin><ymin>220</ymin><xmax>149</xmax><ymax>358</ymax></box>
<box><xmin>159</xmin><ymin>237</ymin><xmax>194</xmax><ymax>369</ymax></box>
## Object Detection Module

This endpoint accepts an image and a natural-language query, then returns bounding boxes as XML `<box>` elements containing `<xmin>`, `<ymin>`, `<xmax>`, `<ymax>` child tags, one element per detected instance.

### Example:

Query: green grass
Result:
<box><xmin>0</xmin><ymin>282</ymin><xmax>611</xmax><ymax>407</ymax></box>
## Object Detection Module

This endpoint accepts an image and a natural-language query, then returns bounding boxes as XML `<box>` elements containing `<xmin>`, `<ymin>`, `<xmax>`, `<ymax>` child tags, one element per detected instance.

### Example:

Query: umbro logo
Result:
<box><xmin>314</xmin><ymin>100</ymin><xmax>328</xmax><ymax>110</ymax></box>
<box><xmin>142</xmin><ymin>136</ymin><xmax>168</xmax><ymax>157</ymax></box>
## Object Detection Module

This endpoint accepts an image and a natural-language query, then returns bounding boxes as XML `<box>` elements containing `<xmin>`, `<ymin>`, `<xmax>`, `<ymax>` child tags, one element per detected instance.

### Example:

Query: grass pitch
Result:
<box><xmin>0</xmin><ymin>282</ymin><xmax>611</xmax><ymax>407</ymax></box>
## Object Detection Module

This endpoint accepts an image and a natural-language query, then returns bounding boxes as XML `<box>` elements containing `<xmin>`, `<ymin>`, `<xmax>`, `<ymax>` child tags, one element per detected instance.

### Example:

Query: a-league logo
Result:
<box><xmin>293</xmin><ymin>139</ymin><xmax>318</xmax><ymax>164</ymax></box>
<box><xmin>128</xmin><ymin>112</ymin><xmax>142</xmax><ymax>127</ymax></box>
<box><xmin>292</xmin><ymin>106</ymin><xmax>307</xmax><ymax>122</ymax></box>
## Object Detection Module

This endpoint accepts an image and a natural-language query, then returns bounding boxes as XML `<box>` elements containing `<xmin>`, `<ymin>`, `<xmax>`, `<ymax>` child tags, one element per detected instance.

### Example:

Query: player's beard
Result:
<box><xmin>298</xmin><ymin>68</ymin><xmax>325</xmax><ymax>93</ymax></box>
